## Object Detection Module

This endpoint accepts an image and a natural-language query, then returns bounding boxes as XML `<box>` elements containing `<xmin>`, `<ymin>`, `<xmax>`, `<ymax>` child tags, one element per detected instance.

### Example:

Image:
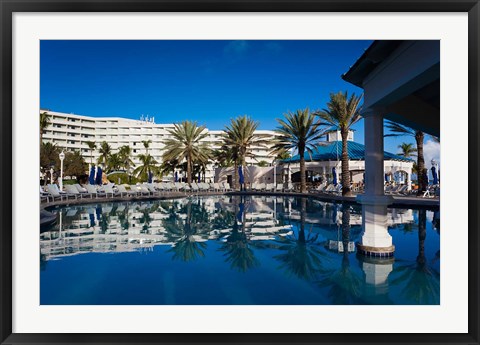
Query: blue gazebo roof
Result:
<box><xmin>282</xmin><ymin>141</ymin><xmax>413</xmax><ymax>163</ymax></box>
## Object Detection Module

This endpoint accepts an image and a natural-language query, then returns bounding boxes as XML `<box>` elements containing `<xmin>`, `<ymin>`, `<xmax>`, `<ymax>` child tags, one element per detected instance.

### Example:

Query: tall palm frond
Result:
<box><xmin>97</xmin><ymin>141</ymin><xmax>112</xmax><ymax>168</ymax></box>
<box><xmin>133</xmin><ymin>153</ymin><xmax>159</xmax><ymax>181</ymax></box>
<box><xmin>385</xmin><ymin>120</ymin><xmax>427</xmax><ymax>195</ymax></box>
<box><xmin>163</xmin><ymin>121</ymin><xmax>212</xmax><ymax>184</ymax></box>
<box><xmin>272</xmin><ymin>108</ymin><xmax>327</xmax><ymax>193</ymax></box>
<box><xmin>39</xmin><ymin>112</ymin><xmax>51</xmax><ymax>145</ymax></box>
<box><xmin>315</xmin><ymin>91</ymin><xmax>363</xmax><ymax>196</ymax></box>
<box><xmin>85</xmin><ymin>141</ymin><xmax>97</xmax><ymax>165</ymax></box>
<box><xmin>222</xmin><ymin>115</ymin><xmax>265</xmax><ymax>190</ymax></box>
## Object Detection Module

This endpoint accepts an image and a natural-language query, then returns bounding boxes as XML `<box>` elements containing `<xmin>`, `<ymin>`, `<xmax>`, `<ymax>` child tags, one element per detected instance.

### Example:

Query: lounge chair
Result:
<box><xmin>386</xmin><ymin>185</ymin><xmax>400</xmax><ymax>194</ymax></box>
<box><xmin>156</xmin><ymin>182</ymin><xmax>165</xmax><ymax>192</ymax></box>
<box><xmin>310</xmin><ymin>183</ymin><xmax>327</xmax><ymax>193</ymax></box>
<box><xmin>116</xmin><ymin>184</ymin><xmax>136</xmax><ymax>197</ymax></box>
<box><xmin>74</xmin><ymin>184</ymin><xmax>89</xmax><ymax>195</ymax></box>
<box><xmin>191</xmin><ymin>182</ymin><xmax>199</xmax><ymax>193</ymax></box>
<box><xmin>85</xmin><ymin>184</ymin><xmax>106</xmax><ymax>198</ymax></box>
<box><xmin>145</xmin><ymin>183</ymin><xmax>160</xmax><ymax>196</ymax></box>
<box><xmin>422</xmin><ymin>186</ymin><xmax>438</xmax><ymax>198</ymax></box>
<box><xmin>332</xmin><ymin>184</ymin><xmax>343</xmax><ymax>194</ymax></box>
<box><xmin>46</xmin><ymin>184</ymin><xmax>67</xmax><ymax>201</ymax></box>
<box><xmin>223</xmin><ymin>182</ymin><xmax>232</xmax><ymax>191</ymax></box>
<box><xmin>179</xmin><ymin>183</ymin><xmax>190</xmax><ymax>193</ymax></box>
<box><xmin>275</xmin><ymin>184</ymin><xmax>284</xmax><ymax>192</ymax></box>
<box><xmin>137</xmin><ymin>184</ymin><xmax>152</xmax><ymax>196</ymax></box>
<box><xmin>394</xmin><ymin>185</ymin><xmax>408</xmax><ymax>195</ymax></box>
<box><xmin>103</xmin><ymin>184</ymin><xmax>120</xmax><ymax>198</ymax></box>
<box><xmin>323</xmin><ymin>184</ymin><xmax>335</xmax><ymax>193</ymax></box>
<box><xmin>65</xmin><ymin>184</ymin><xmax>88</xmax><ymax>199</ymax></box>
<box><xmin>211</xmin><ymin>183</ymin><xmax>220</xmax><ymax>192</ymax></box>
<box><xmin>256</xmin><ymin>183</ymin><xmax>266</xmax><ymax>191</ymax></box>
<box><xmin>40</xmin><ymin>186</ymin><xmax>50</xmax><ymax>203</ymax></box>
<box><xmin>197</xmin><ymin>183</ymin><xmax>207</xmax><ymax>192</ymax></box>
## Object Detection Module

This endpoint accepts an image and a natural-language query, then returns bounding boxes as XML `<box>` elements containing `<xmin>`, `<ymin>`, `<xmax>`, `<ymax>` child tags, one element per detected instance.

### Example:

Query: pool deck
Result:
<box><xmin>227</xmin><ymin>191</ymin><xmax>440</xmax><ymax>209</ymax></box>
<box><xmin>41</xmin><ymin>190</ymin><xmax>439</xmax><ymax>210</ymax></box>
<box><xmin>40</xmin><ymin>190</ymin><xmax>439</xmax><ymax>227</ymax></box>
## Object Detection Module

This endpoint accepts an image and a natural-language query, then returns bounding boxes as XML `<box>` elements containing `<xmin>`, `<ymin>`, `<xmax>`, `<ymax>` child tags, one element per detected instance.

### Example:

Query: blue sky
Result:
<box><xmin>40</xmin><ymin>40</ymin><xmax>431</xmax><ymax>155</ymax></box>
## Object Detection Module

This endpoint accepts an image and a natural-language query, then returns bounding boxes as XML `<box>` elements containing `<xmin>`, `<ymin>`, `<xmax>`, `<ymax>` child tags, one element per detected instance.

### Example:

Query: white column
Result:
<box><xmin>364</xmin><ymin>112</ymin><xmax>385</xmax><ymax>197</ymax></box>
<box><xmin>357</xmin><ymin>109</ymin><xmax>394</xmax><ymax>255</ymax></box>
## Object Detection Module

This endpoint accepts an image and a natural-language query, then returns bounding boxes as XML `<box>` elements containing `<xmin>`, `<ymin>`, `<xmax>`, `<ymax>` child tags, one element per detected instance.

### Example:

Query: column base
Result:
<box><xmin>356</xmin><ymin>243</ymin><xmax>395</xmax><ymax>257</ymax></box>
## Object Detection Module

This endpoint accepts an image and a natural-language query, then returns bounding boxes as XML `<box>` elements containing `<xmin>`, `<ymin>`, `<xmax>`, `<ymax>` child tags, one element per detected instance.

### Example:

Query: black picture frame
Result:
<box><xmin>1</xmin><ymin>1</ymin><xmax>478</xmax><ymax>344</ymax></box>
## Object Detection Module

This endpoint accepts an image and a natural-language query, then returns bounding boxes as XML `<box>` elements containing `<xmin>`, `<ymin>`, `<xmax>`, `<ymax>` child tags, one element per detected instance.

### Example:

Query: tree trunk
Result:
<box><xmin>415</xmin><ymin>131</ymin><xmax>425</xmax><ymax>195</ymax></box>
<box><xmin>341</xmin><ymin>129</ymin><xmax>352</xmax><ymax>196</ymax></box>
<box><xmin>242</xmin><ymin>158</ymin><xmax>247</xmax><ymax>192</ymax></box>
<box><xmin>341</xmin><ymin>204</ymin><xmax>351</xmax><ymax>261</ymax></box>
<box><xmin>299</xmin><ymin>198</ymin><xmax>307</xmax><ymax>243</ymax></box>
<box><xmin>233</xmin><ymin>161</ymin><xmax>238</xmax><ymax>190</ymax></box>
<box><xmin>417</xmin><ymin>209</ymin><xmax>427</xmax><ymax>265</ymax></box>
<box><xmin>300</xmin><ymin>150</ymin><xmax>306</xmax><ymax>193</ymax></box>
<box><xmin>187</xmin><ymin>156</ymin><xmax>192</xmax><ymax>184</ymax></box>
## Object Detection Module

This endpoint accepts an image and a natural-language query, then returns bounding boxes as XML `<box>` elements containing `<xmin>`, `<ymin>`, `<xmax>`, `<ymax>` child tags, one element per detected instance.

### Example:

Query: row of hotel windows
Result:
<box><xmin>47</xmin><ymin>138</ymin><xmax>269</xmax><ymax>153</ymax></box>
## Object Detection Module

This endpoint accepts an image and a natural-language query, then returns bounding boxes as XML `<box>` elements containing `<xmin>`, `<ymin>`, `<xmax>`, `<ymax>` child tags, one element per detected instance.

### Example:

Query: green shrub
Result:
<box><xmin>107</xmin><ymin>172</ymin><xmax>139</xmax><ymax>185</ymax></box>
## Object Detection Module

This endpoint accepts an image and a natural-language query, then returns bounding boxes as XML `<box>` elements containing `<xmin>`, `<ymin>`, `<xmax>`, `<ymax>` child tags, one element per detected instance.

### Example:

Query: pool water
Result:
<box><xmin>40</xmin><ymin>195</ymin><xmax>440</xmax><ymax>305</ymax></box>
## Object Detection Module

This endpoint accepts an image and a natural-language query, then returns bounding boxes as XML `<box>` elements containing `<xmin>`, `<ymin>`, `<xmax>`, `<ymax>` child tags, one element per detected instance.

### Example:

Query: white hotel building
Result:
<box><xmin>41</xmin><ymin>110</ymin><xmax>277</xmax><ymax>181</ymax></box>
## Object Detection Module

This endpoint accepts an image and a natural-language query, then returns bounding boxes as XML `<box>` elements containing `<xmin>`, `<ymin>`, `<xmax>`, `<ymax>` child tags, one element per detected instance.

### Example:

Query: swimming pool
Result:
<box><xmin>40</xmin><ymin>195</ymin><xmax>440</xmax><ymax>305</ymax></box>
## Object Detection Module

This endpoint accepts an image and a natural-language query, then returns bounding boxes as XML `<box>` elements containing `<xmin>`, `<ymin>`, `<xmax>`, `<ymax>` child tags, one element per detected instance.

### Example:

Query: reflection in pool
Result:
<box><xmin>40</xmin><ymin>195</ymin><xmax>440</xmax><ymax>305</ymax></box>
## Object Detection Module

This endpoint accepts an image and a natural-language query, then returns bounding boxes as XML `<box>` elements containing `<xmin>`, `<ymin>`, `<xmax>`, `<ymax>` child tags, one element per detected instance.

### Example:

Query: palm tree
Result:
<box><xmin>162</xmin><ymin>121</ymin><xmax>211</xmax><ymax>184</ymax></box>
<box><xmin>159</xmin><ymin>158</ymin><xmax>179</xmax><ymax>179</ymax></box>
<box><xmin>385</xmin><ymin>121</ymin><xmax>427</xmax><ymax>194</ymax></box>
<box><xmin>85</xmin><ymin>141</ymin><xmax>96</xmax><ymax>165</ymax></box>
<box><xmin>106</xmin><ymin>153</ymin><xmax>122</xmax><ymax>172</ymax></box>
<box><xmin>213</xmin><ymin>146</ymin><xmax>238</xmax><ymax>168</ymax></box>
<box><xmin>133</xmin><ymin>153</ymin><xmax>159</xmax><ymax>182</ymax></box>
<box><xmin>398</xmin><ymin>142</ymin><xmax>417</xmax><ymax>158</ymax></box>
<box><xmin>39</xmin><ymin>111</ymin><xmax>51</xmax><ymax>146</ymax></box>
<box><xmin>142</xmin><ymin>139</ymin><xmax>152</xmax><ymax>155</ymax></box>
<box><xmin>216</xmin><ymin>144</ymin><xmax>240</xmax><ymax>189</ymax></box>
<box><xmin>315</xmin><ymin>91</ymin><xmax>363</xmax><ymax>196</ymax></box>
<box><xmin>223</xmin><ymin>115</ymin><xmax>265</xmax><ymax>191</ymax></box>
<box><xmin>40</xmin><ymin>142</ymin><xmax>60</xmax><ymax>185</ymax></box>
<box><xmin>275</xmin><ymin>148</ymin><xmax>291</xmax><ymax>161</ymax></box>
<box><xmin>118</xmin><ymin>145</ymin><xmax>135</xmax><ymax>173</ymax></box>
<box><xmin>97</xmin><ymin>141</ymin><xmax>112</xmax><ymax>169</ymax></box>
<box><xmin>272</xmin><ymin>109</ymin><xmax>326</xmax><ymax>193</ymax></box>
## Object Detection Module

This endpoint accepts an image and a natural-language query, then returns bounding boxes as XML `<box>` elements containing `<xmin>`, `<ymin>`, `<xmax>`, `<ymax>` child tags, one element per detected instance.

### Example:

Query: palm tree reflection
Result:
<box><xmin>218</xmin><ymin>197</ymin><xmax>259</xmax><ymax>272</ymax></box>
<box><xmin>273</xmin><ymin>198</ymin><xmax>325</xmax><ymax>281</ymax></box>
<box><xmin>163</xmin><ymin>200</ymin><xmax>211</xmax><ymax>262</ymax></box>
<box><xmin>390</xmin><ymin>209</ymin><xmax>440</xmax><ymax>304</ymax></box>
<box><xmin>316</xmin><ymin>204</ymin><xmax>363</xmax><ymax>304</ymax></box>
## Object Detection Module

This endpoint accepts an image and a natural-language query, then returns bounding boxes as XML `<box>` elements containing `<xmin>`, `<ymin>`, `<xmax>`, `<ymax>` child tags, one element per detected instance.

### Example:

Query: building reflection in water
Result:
<box><xmin>40</xmin><ymin>196</ymin><xmax>294</xmax><ymax>262</ymax></box>
<box><xmin>40</xmin><ymin>196</ymin><xmax>439</xmax><ymax>304</ymax></box>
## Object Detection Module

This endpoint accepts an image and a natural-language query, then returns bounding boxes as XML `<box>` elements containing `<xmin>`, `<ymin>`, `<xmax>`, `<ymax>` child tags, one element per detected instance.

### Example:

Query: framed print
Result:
<box><xmin>1</xmin><ymin>0</ymin><xmax>479</xmax><ymax>344</ymax></box>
